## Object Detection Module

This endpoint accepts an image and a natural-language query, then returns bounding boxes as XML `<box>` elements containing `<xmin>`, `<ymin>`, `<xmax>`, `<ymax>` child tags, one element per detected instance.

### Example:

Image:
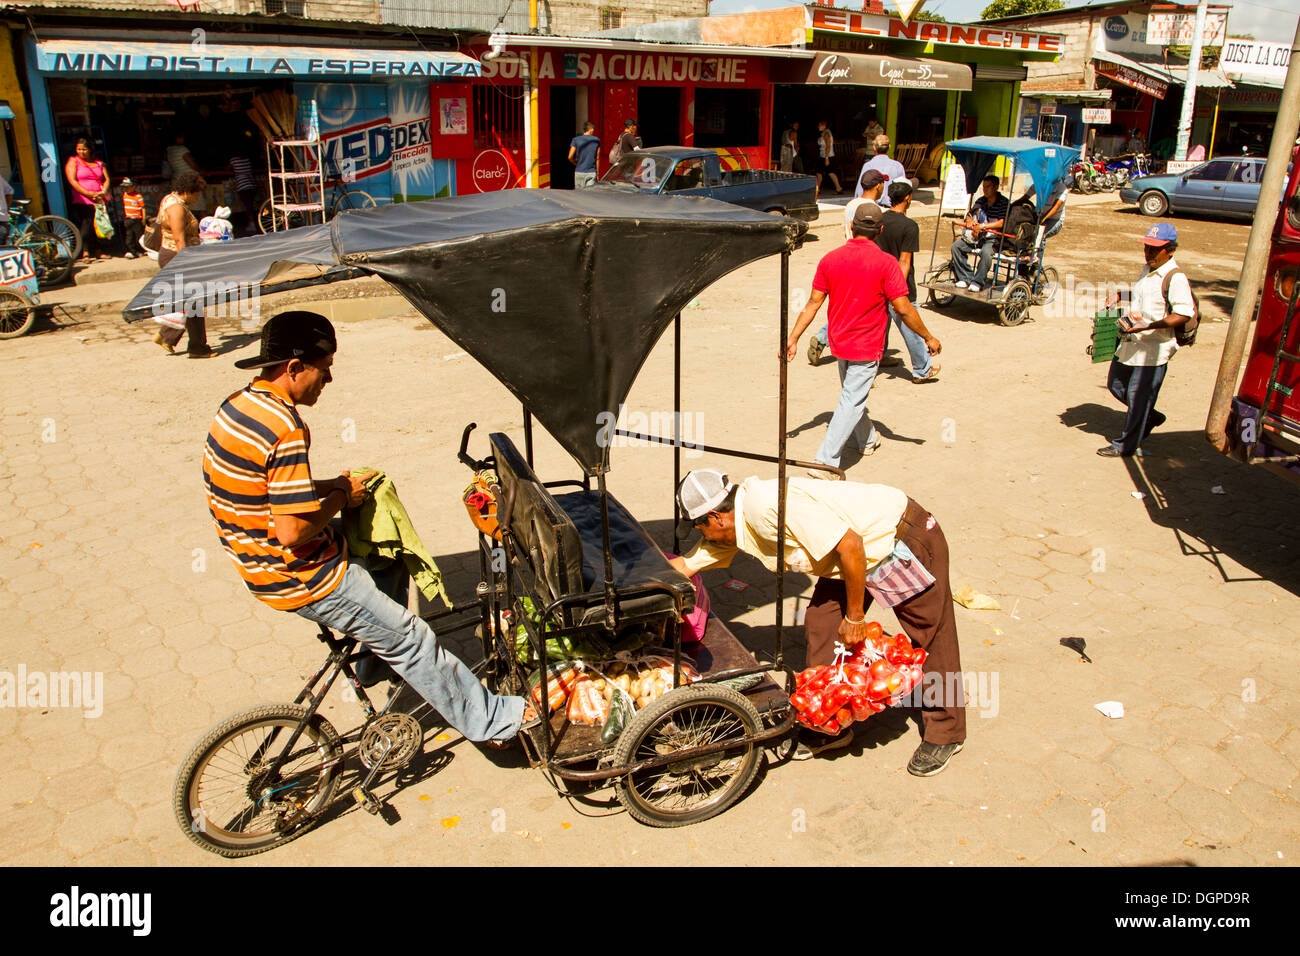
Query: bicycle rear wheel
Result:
<box><xmin>0</xmin><ymin>289</ymin><xmax>35</xmax><ymax>338</ymax></box>
<box><xmin>173</xmin><ymin>703</ymin><xmax>344</xmax><ymax>858</ymax></box>
<box><xmin>20</xmin><ymin>229</ymin><xmax>74</xmax><ymax>286</ymax></box>
<box><xmin>333</xmin><ymin>188</ymin><xmax>375</xmax><ymax>214</ymax></box>
<box><xmin>32</xmin><ymin>215</ymin><xmax>82</xmax><ymax>261</ymax></box>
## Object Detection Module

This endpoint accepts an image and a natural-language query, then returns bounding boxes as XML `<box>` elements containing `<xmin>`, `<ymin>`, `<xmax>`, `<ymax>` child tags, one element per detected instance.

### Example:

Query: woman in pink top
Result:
<box><xmin>64</xmin><ymin>138</ymin><xmax>110</xmax><ymax>261</ymax></box>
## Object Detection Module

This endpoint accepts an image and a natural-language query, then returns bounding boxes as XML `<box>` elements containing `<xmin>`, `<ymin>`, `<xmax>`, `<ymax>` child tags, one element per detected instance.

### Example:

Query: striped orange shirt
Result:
<box><xmin>122</xmin><ymin>192</ymin><xmax>146</xmax><ymax>220</ymax></box>
<box><xmin>202</xmin><ymin>379</ymin><xmax>346</xmax><ymax>610</ymax></box>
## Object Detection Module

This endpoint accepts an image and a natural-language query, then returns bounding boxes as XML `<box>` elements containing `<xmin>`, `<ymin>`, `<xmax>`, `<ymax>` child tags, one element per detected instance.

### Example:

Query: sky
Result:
<box><xmin>706</xmin><ymin>0</ymin><xmax>1300</xmax><ymax>43</ymax></box>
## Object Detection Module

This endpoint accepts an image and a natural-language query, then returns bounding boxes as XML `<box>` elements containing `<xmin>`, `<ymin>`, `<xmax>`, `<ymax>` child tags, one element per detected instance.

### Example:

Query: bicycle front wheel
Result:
<box><xmin>173</xmin><ymin>703</ymin><xmax>344</xmax><ymax>858</ymax></box>
<box><xmin>32</xmin><ymin>215</ymin><xmax>82</xmax><ymax>261</ymax></box>
<box><xmin>21</xmin><ymin>228</ymin><xmax>74</xmax><ymax>286</ymax></box>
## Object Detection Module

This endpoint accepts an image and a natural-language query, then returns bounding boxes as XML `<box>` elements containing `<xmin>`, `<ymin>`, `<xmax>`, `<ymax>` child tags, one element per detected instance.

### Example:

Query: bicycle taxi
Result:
<box><xmin>126</xmin><ymin>189</ymin><xmax>818</xmax><ymax>855</ymax></box>
<box><xmin>919</xmin><ymin>136</ymin><xmax>1078</xmax><ymax>327</ymax></box>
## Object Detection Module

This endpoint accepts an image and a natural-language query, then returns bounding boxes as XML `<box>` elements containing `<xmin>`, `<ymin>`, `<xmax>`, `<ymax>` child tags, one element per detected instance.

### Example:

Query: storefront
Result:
<box><xmin>467</xmin><ymin>38</ymin><xmax>793</xmax><ymax>192</ymax></box>
<box><xmin>23</xmin><ymin>34</ymin><xmax>480</xmax><ymax>219</ymax></box>
<box><xmin>1017</xmin><ymin>90</ymin><xmax>1113</xmax><ymax>150</ymax></box>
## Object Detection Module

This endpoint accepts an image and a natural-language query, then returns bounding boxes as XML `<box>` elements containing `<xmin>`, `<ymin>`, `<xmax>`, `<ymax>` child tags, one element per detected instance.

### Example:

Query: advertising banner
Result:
<box><xmin>1147</xmin><ymin>9</ymin><xmax>1229</xmax><ymax>48</ymax></box>
<box><xmin>388</xmin><ymin>81</ymin><xmax>437</xmax><ymax>201</ymax></box>
<box><xmin>297</xmin><ymin>83</ymin><xmax>394</xmax><ymax>203</ymax></box>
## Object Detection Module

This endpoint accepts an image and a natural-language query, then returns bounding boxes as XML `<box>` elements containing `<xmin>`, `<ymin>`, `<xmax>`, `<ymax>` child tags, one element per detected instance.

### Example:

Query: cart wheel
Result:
<box><xmin>0</xmin><ymin>289</ymin><xmax>36</xmax><ymax>339</ymax></box>
<box><xmin>613</xmin><ymin>684</ymin><xmax>762</xmax><ymax>828</ymax></box>
<box><xmin>925</xmin><ymin>261</ymin><xmax>957</xmax><ymax>308</ymax></box>
<box><xmin>999</xmin><ymin>279</ymin><xmax>1033</xmax><ymax>327</ymax></box>
<box><xmin>1036</xmin><ymin>266</ymin><xmax>1061</xmax><ymax>305</ymax></box>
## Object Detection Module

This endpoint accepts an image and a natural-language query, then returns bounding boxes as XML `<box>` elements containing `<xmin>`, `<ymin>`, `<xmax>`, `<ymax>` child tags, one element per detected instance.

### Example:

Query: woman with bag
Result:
<box><xmin>152</xmin><ymin>172</ymin><xmax>214</xmax><ymax>358</ymax></box>
<box><xmin>64</xmin><ymin>138</ymin><xmax>111</xmax><ymax>261</ymax></box>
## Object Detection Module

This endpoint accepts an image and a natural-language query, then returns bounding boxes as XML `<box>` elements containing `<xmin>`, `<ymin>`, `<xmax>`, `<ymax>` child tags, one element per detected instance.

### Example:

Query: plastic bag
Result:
<box><xmin>93</xmin><ymin>203</ymin><xmax>115</xmax><ymax>240</ymax></box>
<box><xmin>527</xmin><ymin>662</ymin><xmax>581</xmax><ymax>714</ymax></box>
<box><xmin>792</xmin><ymin>633</ymin><xmax>928</xmax><ymax>732</ymax></box>
<box><xmin>566</xmin><ymin>676</ymin><xmax>610</xmax><ymax>725</ymax></box>
<box><xmin>599</xmin><ymin>684</ymin><xmax>637</xmax><ymax>744</ymax></box>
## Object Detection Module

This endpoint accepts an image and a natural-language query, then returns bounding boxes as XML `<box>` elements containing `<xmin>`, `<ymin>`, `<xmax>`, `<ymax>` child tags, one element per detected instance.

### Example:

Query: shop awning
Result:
<box><xmin>1162</xmin><ymin>64</ymin><xmax>1234</xmax><ymax>88</ymax></box>
<box><xmin>1020</xmin><ymin>89</ymin><xmax>1112</xmax><ymax>102</ymax></box>
<box><xmin>1092</xmin><ymin>49</ymin><xmax>1173</xmax><ymax>100</ymax></box>
<box><xmin>31</xmin><ymin>38</ymin><xmax>480</xmax><ymax>78</ymax></box>
<box><xmin>773</xmin><ymin>51</ymin><xmax>971</xmax><ymax>91</ymax></box>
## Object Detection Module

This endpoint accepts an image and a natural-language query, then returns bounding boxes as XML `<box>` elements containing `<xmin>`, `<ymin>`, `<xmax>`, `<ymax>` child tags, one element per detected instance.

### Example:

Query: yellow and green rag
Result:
<box><xmin>343</xmin><ymin>468</ymin><xmax>450</xmax><ymax>609</ymax></box>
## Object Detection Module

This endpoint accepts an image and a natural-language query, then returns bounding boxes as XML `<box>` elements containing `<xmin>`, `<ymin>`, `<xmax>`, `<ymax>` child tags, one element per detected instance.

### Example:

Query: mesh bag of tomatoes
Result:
<box><xmin>790</xmin><ymin>625</ymin><xmax>928</xmax><ymax>735</ymax></box>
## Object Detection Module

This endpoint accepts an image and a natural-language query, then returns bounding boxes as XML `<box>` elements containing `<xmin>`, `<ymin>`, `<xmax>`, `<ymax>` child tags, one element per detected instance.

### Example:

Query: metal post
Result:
<box><xmin>1174</xmin><ymin>0</ymin><xmax>1209</xmax><ymax>162</ymax></box>
<box><xmin>775</xmin><ymin>251</ymin><xmax>789</xmax><ymax>670</ymax></box>
<box><xmin>523</xmin><ymin>407</ymin><xmax>534</xmax><ymax>468</ymax></box>
<box><xmin>1208</xmin><ymin>87</ymin><xmax>1221</xmax><ymax>159</ymax></box>
<box><xmin>1206</xmin><ymin>22</ymin><xmax>1300</xmax><ymax>451</ymax></box>
<box><xmin>672</xmin><ymin>312</ymin><xmax>682</xmax><ymax>554</ymax></box>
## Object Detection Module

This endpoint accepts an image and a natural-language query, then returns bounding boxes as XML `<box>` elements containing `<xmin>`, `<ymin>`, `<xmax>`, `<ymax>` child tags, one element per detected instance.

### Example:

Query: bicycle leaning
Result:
<box><xmin>257</xmin><ymin>177</ymin><xmax>377</xmax><ymax>234</ymax></box>
<box><xmin>4</xmin><ymin>199</ymin><xmax>78</xmax><ymax>286</ymax></box>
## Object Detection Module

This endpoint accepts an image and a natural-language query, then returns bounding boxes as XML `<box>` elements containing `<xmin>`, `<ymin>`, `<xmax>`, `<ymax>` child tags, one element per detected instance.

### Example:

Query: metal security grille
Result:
<box><xmin>600</xmin><ymin>6</ymin><xmax>623</xmax><ymax>29</ymax></box>
<box><xmin>473</xmin><ymin>84</ymin><xmax>524</xmax><ymax>151</ymax></box>
<box><xmin>265</xmin><ymin>0</ymin><xmax>306</xmax><ymax>14</ymax></box>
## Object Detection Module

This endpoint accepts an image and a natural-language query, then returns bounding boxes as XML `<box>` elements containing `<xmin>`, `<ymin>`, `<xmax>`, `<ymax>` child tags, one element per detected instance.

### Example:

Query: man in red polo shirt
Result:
<box><xmin>785</xmin><ymin>203</ymin><xmax>941</xmax><ymax>475</ymax></box>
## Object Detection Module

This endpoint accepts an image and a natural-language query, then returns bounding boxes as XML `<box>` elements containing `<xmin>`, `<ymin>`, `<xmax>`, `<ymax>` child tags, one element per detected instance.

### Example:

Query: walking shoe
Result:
<box><xmin>912</xmin><ymin>362</ymin><xmax>941</xmax><ymax>384</ymax></box>
<box><xmin>187</xmin><ymin>346</ymin><xmax>218</xmax><ymax>359</ymax></box>
<box><xmin>862</xmin><ymin>436</ymin><xmax>882</xmax><ymax>456</ymax></box>
<box><xmin>954</xmin><ymin>280</ymin><xmax>968</xmax><ymax>289</ymax></box>
<box><xmin>807</xmin><ymin>338</ymin><xmax>825</xmax><ymax>366</ymax></box>
<box><xmin>1096</xmin><ymin>446</ymin><xmax>1125</xmax><ymax>458</ymax></box>
<box><xmin>152</xmin><ymin>330</ymin><xmax>175</xmax><ymax>354</ymax></box>
<box><xmin>906</xmin><ymin>740</ymin><xmax>963</xmax><ymax>776</ymax></box>
<box><xmin>806</xmin><ymin>466</ymin><xmax>843</xmax><ymax>480</ymax></box>
<box><xmin>792</xmin><ymin>728</ymin><xmax>854</xmax><ymax>761</ymax></box>
<box><xmin>967</xmin><ymin>283</ymin><xmax>982</xmax><ymax>293</ymax></box>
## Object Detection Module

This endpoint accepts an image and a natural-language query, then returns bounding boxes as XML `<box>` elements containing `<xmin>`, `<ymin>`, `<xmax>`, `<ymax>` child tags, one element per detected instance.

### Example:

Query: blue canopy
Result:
<box><xmin>944</xmin><ymin>136</ymin><xmax>1081</xmax><ymax>212</ymax></box>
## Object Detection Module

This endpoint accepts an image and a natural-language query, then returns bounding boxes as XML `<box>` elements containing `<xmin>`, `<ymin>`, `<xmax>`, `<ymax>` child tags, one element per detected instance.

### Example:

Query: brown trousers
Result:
<box><xmin>803</xmin><ymin>498</ymin><xmax>966</xmax><ymax>745</ymax></box>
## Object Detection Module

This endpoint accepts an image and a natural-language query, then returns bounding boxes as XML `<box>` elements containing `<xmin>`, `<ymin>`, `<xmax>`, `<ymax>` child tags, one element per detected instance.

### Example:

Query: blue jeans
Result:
<box><xmin>815</xmin><ymin>358</ymin><xmax>881</xmax><ymax>467</ymax></box>
<box><xmin>574</xmin><ymin>171</ymin><xmax>596</xmax><ymax>188</ymax></box>
<box><xmin>1042</xmin><ymin>217</ymin><xmax>1063</xmax><ymax>240</ymax></box>
<box><xmin>1106</xmin><ymin>358</ymin><xmax>1168</xmax><ymax>455</ymax></box>
<box><xmin>296</xmin><ymin>562</ymin><xmax>524</xmax><ymax>742</ymax></box>
<box><xmin>886</xmin><ymin>300</ymin><xmax>931</xmax><ymax>376</ymax></box>
<box><xmin>812</xmin><ymin>324</ymin><xmax>828</xmax><ymax>348</ymax></box>
<box><xmin>950</xmin><ymin>236</ymin><xmax>996</xmax><ymax>286</ymax></box>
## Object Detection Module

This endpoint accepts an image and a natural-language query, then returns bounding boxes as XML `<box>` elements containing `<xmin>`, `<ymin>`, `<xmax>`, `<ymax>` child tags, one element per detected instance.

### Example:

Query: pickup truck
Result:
<box><xmin>596</xmin><ymin>146</ymin><xmax>819</xmax><ymax>222</ymax></box>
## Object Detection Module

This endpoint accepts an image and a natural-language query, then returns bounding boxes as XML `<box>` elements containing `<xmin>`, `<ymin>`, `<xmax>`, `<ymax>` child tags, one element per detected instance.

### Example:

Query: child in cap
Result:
<box><xmin>121</xmin><ymin>178</ymin><xmax>146</xmax><ymax>259</ymax></box>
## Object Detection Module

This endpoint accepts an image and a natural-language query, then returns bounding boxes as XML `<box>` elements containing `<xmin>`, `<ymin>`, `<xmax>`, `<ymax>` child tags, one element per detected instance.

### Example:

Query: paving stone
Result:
<box><xmin>1167</xmin><ymin>783</ymin><xmax>1253</xmax><ymax>846</ymax></box>
<box><xmin>1163</xmin><ymin>740</ymin><xmax>1245</xmax><ymax>794</ymax></box>
<box><xmin>53</xmin><ymin>797</ymin><xmax>136</xmax><ymax>857</ymax></box>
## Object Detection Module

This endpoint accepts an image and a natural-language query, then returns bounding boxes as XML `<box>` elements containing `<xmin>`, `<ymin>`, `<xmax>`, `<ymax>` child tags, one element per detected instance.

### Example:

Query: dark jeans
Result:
<box><xmin>1107</xmin><ymin>358</ymin><xmax>1168</xmax><ymax>454</ymax></box>
<box><xmin>71</xmin><ymin>203</ymin><xmax>102</xmax><ymax>257</ymax></box>
<box><xmin>803</xmin><ymin>498</ymin><xmax>966</xmax><ymax>746</ymax></box>
<box><xmin>122</xmin><ymin>218</ymin><xmax>144</xmax><ymax>255</ymax></box>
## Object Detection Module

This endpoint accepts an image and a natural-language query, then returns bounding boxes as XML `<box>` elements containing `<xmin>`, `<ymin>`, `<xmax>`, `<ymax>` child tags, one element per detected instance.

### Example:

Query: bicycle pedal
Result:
<box><xmin>352</xmin><ymin>786</ymin><xmax>381</xmax><ymax>815</ymax></box>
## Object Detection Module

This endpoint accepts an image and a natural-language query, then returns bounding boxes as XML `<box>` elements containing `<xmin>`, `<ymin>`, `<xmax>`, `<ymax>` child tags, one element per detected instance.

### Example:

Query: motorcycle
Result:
<box><xmin>1103</xmin><ymin>153</ymin><xmax>1150</xmax><ymax>187</ymax></box>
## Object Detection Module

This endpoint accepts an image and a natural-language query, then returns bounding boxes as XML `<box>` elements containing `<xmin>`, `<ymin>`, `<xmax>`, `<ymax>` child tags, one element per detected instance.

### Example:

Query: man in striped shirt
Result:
<box><xmin>203</xmin><ymin>311</ymin><xmax>532</xmax><ymax>743</ymax></box>
<box><xmin>949</xmin><ymin>175</ymin><xmax>1009</xmax><ymax>293</ymax></box>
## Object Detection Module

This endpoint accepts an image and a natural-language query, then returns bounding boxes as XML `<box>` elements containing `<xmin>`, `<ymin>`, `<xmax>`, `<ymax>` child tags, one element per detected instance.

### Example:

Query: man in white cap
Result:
<box><xmin>669</xmin><ymin>468</ymin><xmax>966</xmax><ymax>774</ymax></box>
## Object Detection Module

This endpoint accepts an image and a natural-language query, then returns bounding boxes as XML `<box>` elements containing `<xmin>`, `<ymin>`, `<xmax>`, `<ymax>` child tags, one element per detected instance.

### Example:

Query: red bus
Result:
<box><xmin>1220</xmin><ymin>145</ymin><xmax>1300</xmax><ymax>485</ymax></box>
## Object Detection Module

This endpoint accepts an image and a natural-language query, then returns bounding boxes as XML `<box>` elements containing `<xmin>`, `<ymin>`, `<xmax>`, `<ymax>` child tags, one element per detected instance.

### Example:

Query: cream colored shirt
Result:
<box><xmin>1115</xmin><ymin>257</ymin><xmax>1193</xmax><ymax>367</ymax></box>
<box><xmin>678</xmin><ymin>477</ymin><xmax>908</xmax><ymax>579</ymax></box>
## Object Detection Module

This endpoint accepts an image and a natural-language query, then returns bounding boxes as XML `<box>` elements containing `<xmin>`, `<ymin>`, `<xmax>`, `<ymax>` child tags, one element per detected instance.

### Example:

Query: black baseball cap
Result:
<box><xmin>852</xmin><ymin>202</ymin><xmax>884</xmax><ymax>232</ymax></box>
<box><xmin>234</xmin><ymin>310</ymin><xmax>337</xmax><ymax>370</ymax></box>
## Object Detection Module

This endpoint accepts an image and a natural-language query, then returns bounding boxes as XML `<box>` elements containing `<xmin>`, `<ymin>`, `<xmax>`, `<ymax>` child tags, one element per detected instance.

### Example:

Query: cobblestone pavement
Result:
<box><xmin>0</xmin><ymin>201</ymin><xmax>1296</xmax><ymax>866</ymax></box>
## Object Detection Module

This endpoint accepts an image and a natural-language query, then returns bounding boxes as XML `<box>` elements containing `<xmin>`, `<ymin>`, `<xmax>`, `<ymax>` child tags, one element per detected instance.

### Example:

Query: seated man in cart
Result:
<box><xmin>948</xmin><ymin>175</ymin><xmax>1009</xmax><ymax>293</ymax></box>
<box><xmin>202</xmin><ymin>311</ymin><xmax>536</xmax><ymax>747</ymax></box>
<box><xmin>668</xmin><ymin>469</ymin><xmax>966</xmax><ymax>775</ymax></box>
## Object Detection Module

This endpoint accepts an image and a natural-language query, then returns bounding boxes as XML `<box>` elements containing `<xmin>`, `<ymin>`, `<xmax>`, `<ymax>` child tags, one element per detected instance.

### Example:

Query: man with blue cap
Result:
<box><xmin>1099</xmin><ymin>223</ymin><xmax>1196</xmax><ymax>458</ymax></box>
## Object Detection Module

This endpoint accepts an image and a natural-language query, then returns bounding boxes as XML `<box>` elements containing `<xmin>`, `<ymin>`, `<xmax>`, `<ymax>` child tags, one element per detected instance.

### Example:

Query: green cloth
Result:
<box><xmin>343</xmin><ymin>469</ymin><xmax>450</xmax><ymax>608</ymax></box>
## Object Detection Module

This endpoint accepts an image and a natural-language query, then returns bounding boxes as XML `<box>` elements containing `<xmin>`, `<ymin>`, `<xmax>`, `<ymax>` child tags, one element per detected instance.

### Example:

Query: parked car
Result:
<box><xmin>1120</xmin><ymin>156</ymin><xmax>1266</xmax><ymax>219</ymax></box>
<box><xmin>597</xmin><ymin>146</ymin><xmax>819</xmax><ymax>221</ymax></box>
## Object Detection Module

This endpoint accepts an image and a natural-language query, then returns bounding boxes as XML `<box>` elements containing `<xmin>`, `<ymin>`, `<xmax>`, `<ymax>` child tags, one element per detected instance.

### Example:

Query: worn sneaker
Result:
<box><xmin>954</xmin><ymin>280</ymin><xmax>968</xmax><ymax>289</ymax></box>
<box><xmin>807</xmin><ymin>338</ymin><xmax>825</xmax><ymax>366</ymax></box>
<box><xmin>967</xmin><ymin>283</ymin><xmax>982</xmax><ymax>293</ymax></box>
<box><xmin>152</xmin><ymin>330</ymin><xmax>175</xmax><ymax>354</ymax></box>
<box><xmin>792</xmin><ymin>728</ymin><xmax>854</xmax><ymax>761</ymax></box>
<box><xmin>806</xmin><ymin>466</ymin><xmax>843</xmax><ymax>480</ymax></box>
<box><xmin>1096</xmin><ymin>446</ymin><xmax>1124</xmax><ymax>458</ymax></box>
<box><xmin>912</xmin><ymin>362</ymin><xmax>941</xmax><ymax>384</ymax></box>
<box><xmin>907</xmin><ymin>741</ymin><xmax>963</xmax><ymax>776</ymax></box>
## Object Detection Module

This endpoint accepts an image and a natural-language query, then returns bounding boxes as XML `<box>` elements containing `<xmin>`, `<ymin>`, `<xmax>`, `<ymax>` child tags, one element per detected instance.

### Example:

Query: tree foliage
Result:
<box><xmin>980</xmin><ymin>0</ymin><xmax>1065</xmax><ymax>19</ymax></box>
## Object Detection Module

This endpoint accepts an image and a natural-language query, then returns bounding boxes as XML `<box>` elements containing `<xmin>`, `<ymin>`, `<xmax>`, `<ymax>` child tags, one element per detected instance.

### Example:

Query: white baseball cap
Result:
<box><xmin>675</xmin><ymin>468</ymin><xmax>736</xmax><ymax>537</ymax></box>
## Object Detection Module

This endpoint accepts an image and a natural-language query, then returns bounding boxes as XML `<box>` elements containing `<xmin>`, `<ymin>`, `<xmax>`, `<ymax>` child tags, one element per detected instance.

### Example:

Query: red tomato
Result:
<box><xmin>869</xmin><ymin>658</ymin><xmax>893</xmax><ymax>681</ymax></box>
<box><xmin>807</xmin><ymin>668</ymin><xmax>832</xmax><ymax>691</ymax></box>
<box><xmin>868</xmin><ymin>699</ymin><xmax>887</xmax><ymax>713</ymax></box>
<box><xmin>866</xmin><ymin>677</ymin><xmax>890</xmax><ymax>700</ymax></box>
<box><xmin>826</xmin><ymin>684</ymin><xmax>853</xmax><ymax>711</ymax></box>
<box><xmin>836</xmin><ymin>707</ymin><xmax>853</xmax><ymax>728</ymax></box>
<box><xmin>850</xmin><ymin>695</ymin><xmax>873</xmax><ymax>720</ymax></box>
<box><xmin>790</xmin><ymin>690</ymin><xmax>811</xmax><ymax>715</ymax></box>
<box><xmin>886</xmin><ymin>672</ymin><xmax>905</xmax><ymax>695</ymax></box>
<box><xmin>911</xmin><ymin>648</ymin><xmax>927</xmax><ymax>666</ymax></box>
<box><xmin>822</xmin><ymin>717</ymin><xmax>841</xmax><ymax>735</ymax></box>
<box><xmin>797</xmin><ymin>668</ymin><xmax>819</xmax><ymax>688</ymax></box>
<box><xmin>865</xmin><ymin>621</ymin><xmax>883</xmax><ymax>642</ymax></box>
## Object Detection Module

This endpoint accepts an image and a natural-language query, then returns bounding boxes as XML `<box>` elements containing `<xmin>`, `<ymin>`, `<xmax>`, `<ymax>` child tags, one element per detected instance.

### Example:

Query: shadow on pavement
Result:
<box><xmin>1062</xmin><ymin>402</ymin><xmax>1300</xmax><ymax>593</ymax></box>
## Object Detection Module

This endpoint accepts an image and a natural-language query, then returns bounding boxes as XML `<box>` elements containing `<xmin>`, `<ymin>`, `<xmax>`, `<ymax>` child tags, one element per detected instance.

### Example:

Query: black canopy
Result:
<box><xmin>125</xmin><ymin>189</ymin><xmax>805</xmax><ymax>473</ymax></box>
